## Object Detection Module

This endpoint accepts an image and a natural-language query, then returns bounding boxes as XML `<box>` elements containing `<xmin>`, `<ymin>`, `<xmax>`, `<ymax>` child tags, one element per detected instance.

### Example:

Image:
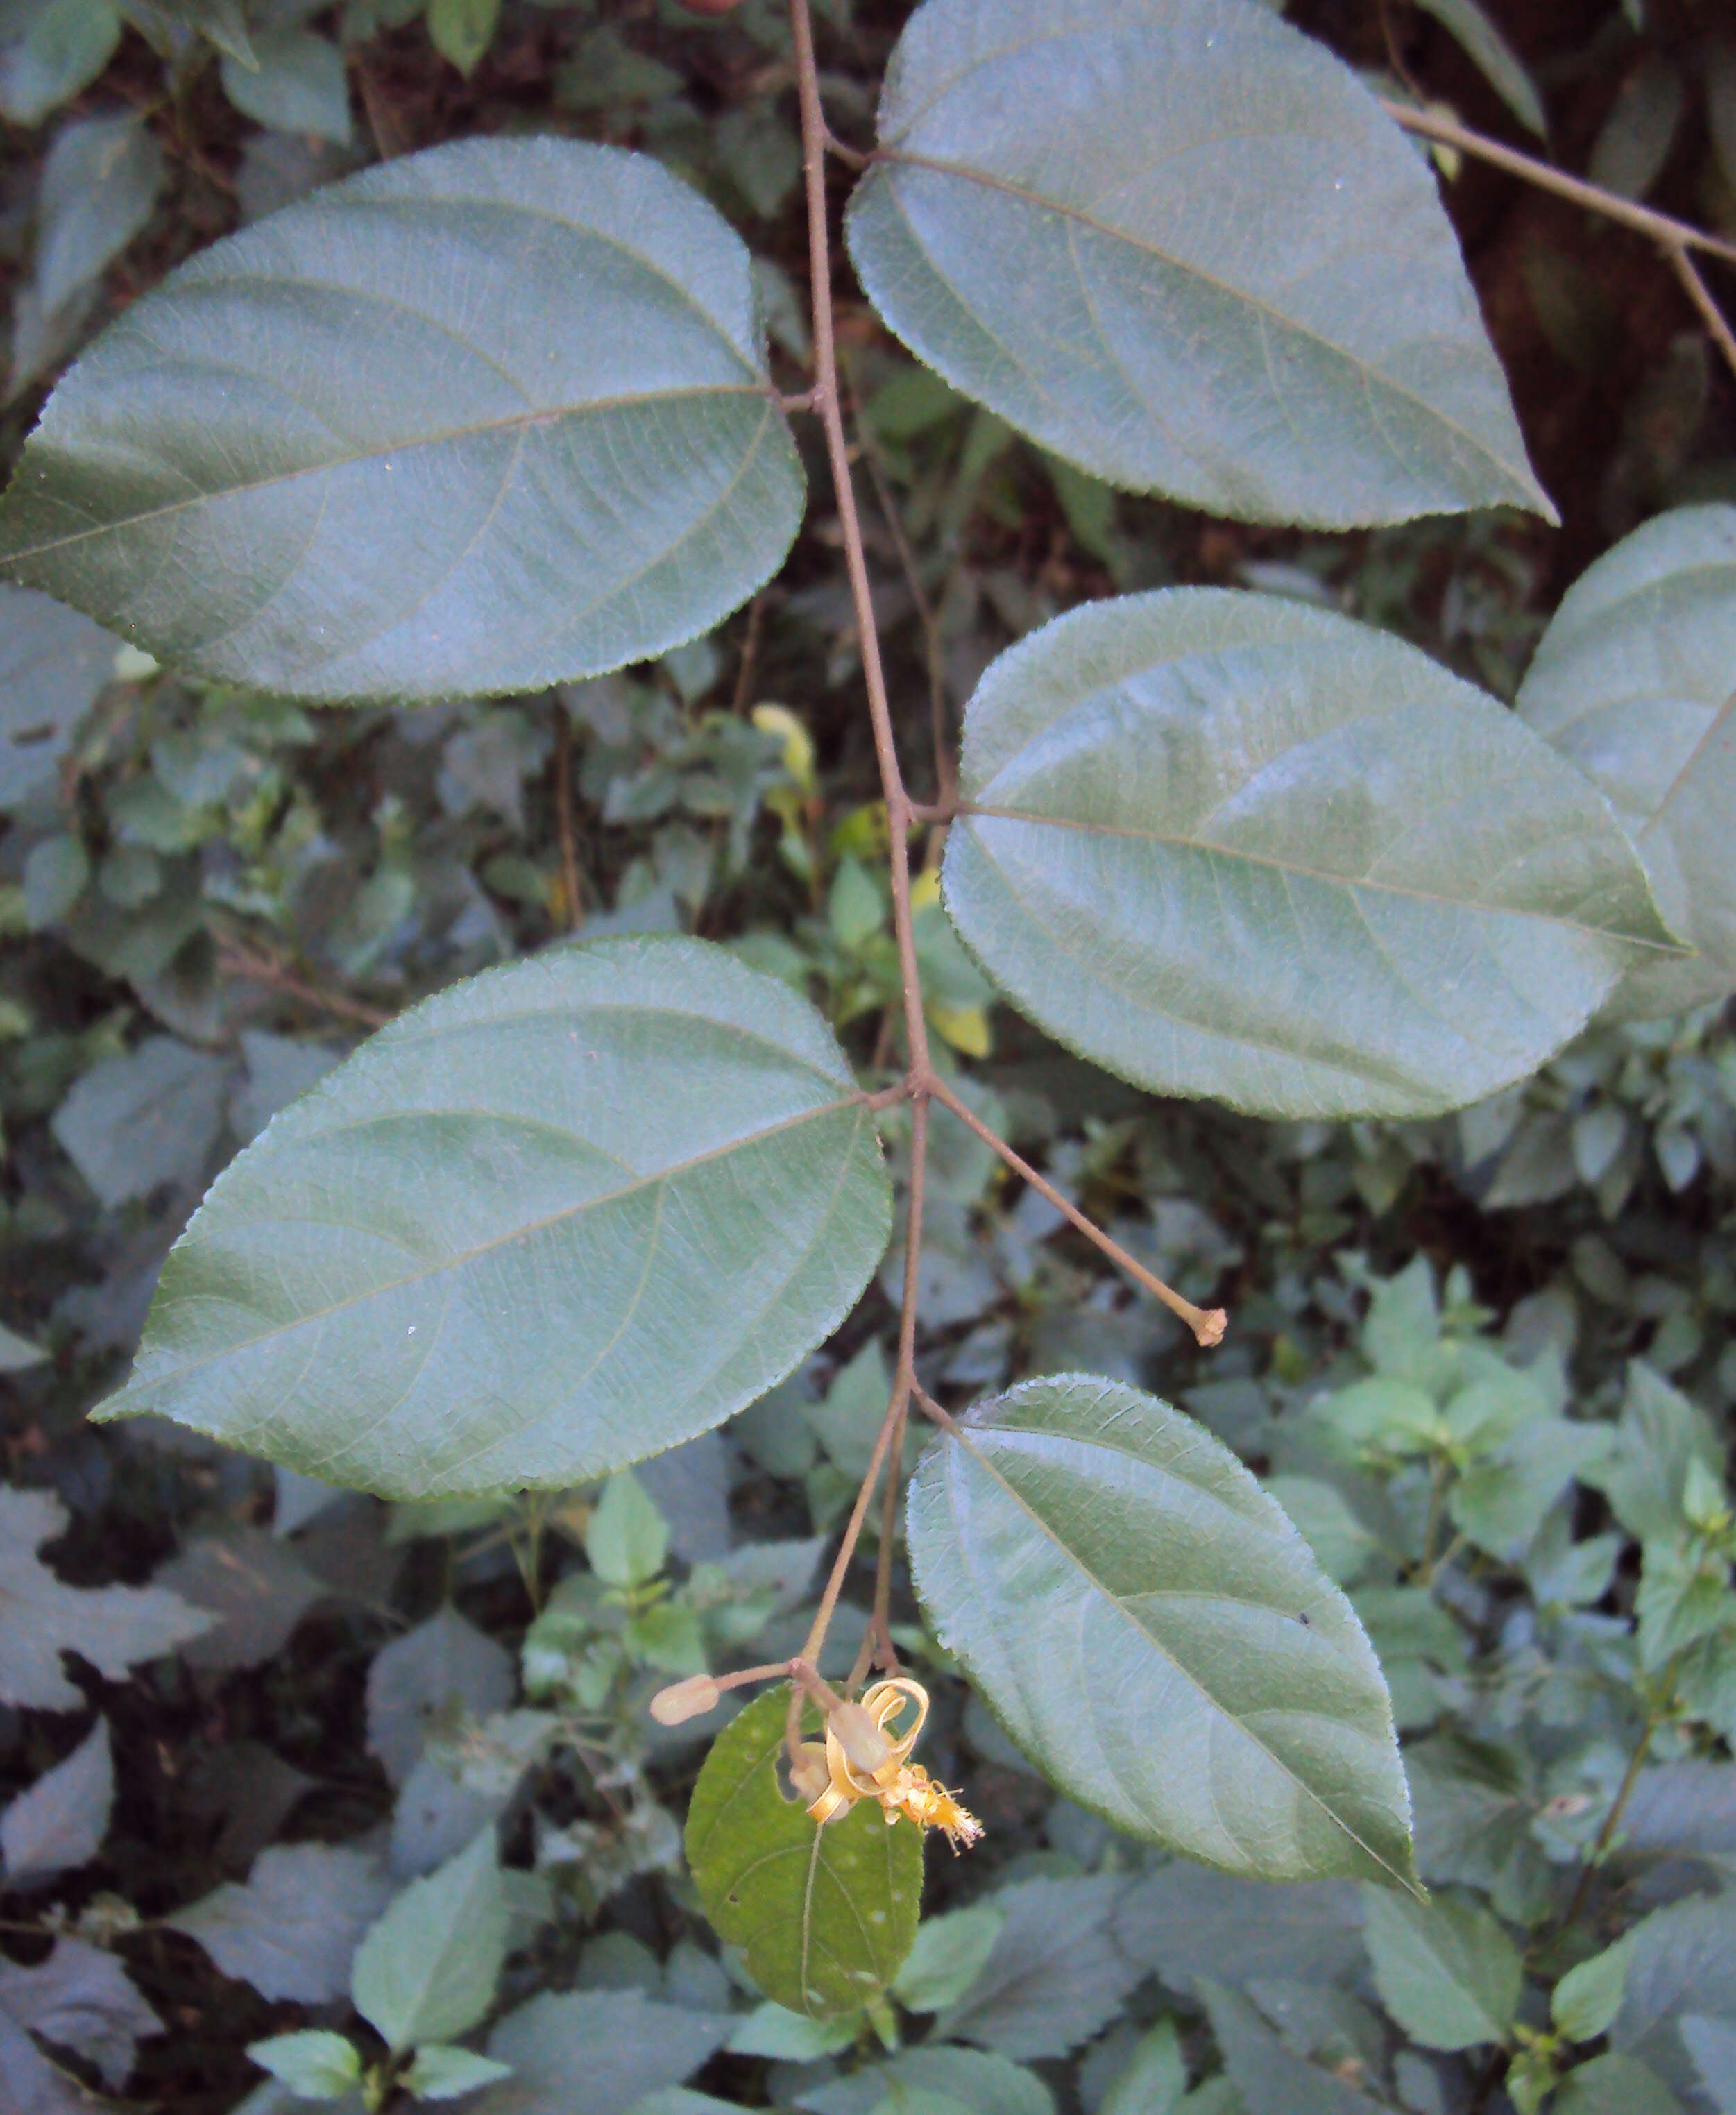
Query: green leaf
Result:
<box><xmin>890</xmin><ymin>1904</ymin><xmax>1003</xmax><ymax>2014</ymax></box>
<box><xmin>427</xmin><ymin>0</ymin><xmax>499</xmax><ymax>78</ymax></box>
<box><xmin>905</xmin><ymin>1376</ymin><xmax>1416</xmax><ymax>1887</ymax></box>
<box><xmin>798</xmin><ymin>2047</ymin><xmax>1056</xmax><ymax>2115</ymax></box>
<box><xmin>1197</xmin><ymin>1981</ymin><xmax>1380</xmax><ymax>2115</ymax></box>
<box><xmin>587</xmin><ymin>1472</ymin><xmax>670</xmax><ymax>1590</ymax></box>
<box><xmin>845</xmin><ymin>0</ymin><xmax>1549</xmax><ymax>527</ymax></box>
<box><xmin>1553</xmin><ymin>2055</ymin><xmax>1685</xmax><ymax>2115</ymax></box>
<box><xmin>1</xmin><ymin>0</ymin><xmax>121</xmax><ymax>126</ymax></box>
<box><xmin>479</xmin><ymin>1990</ymin><xmax>730</xmax><ymax>2115</ymax></box>
<box><xmin>401</xmin><ymin>2045</ymin><xmax>513</xmax><ymax>2100</ymax></box>
<box><xmin>52</xmin><ymin>1035</ymin><xmax>231</xmax><ymax>1208</ymax></box>
<box><xmin>684</xmin><ymin>1688</ymin><xmax>921</xmax><ymax>2018</ymax></box>
<box><xmin>167</xmin><ymin>1843</ymin><xmax>392</xmax><ymax>2003</ymax></box>
<box><xmin>1517</xmin><ymin>504</ymin><xmax>1736</xmax><ymax>1019</ymax></box>
<box><xmin>935</xmin><ymin>1876</ymin><xmax>1140</xmax><ymax>2059</ymax></box>
<box><xmin>93</xmin><ymin>939</ymin><xmax>891</xmax><ymax>1500</ymax></box>
<box><xmin>0</xmin><ymin>1716</ymin><xmax>111</xmax><ymax>1881</ymax></box>
<box><xmin>128</xmin><ymin>0</ymin><xmax>256</xmax><ymax>68</ymax></box>
<box><xmin>34</xmin><ymin>112</ymin><xmax>165</xmax><ymax>320</ymax></box>
<box><xmin>1360</xmin><ymin>1886</ymin><xmax>1520</xmax><ymax>2049</ymax></box>
<box><xmin>246</xmin><ymin>2031</ymin><xmax>362</xmax><ymax>2100</ymax></box>
<box><xmin>1586</xmin><ymin>53</ymin><xmax>1683</xmax><ymax>205</ymax></box>
<box><xmin>220</xmin><ymin>30</ymin><xmax>352</xmax><ymax>144</ymax></box>
<box><xmin>0</xmin><ymin>137</ymin><xmax>804</xmax><ymax>704</ymax></box>
<box><xmin>350</xmin><ymin>1830</ymin><xmax>506</xmax><ymax>2055</ymax></box>
<box><xmin>726</xmin><ymin>2001</ymin><xmax>860</xmax><ymax>2059</ymax></box>
<box><xmin>0</xmin><ymin>583</ymin><xmax>114</xmax><ymax>814</ymax></box>
<box><xmin>940</xmin><ymin>589</ymin><xmax>1675</xmax><ymax>1119</ymax></box>
<box><xmin>1413</xmin><ymin>0</ymin><xmax>1547</xmax><ymax>138</ymax></box>
<box><xmin>1555</xmin><ymin>1933</ymin><xmax>1637</xmax><ymax>2043</ymax></box>
<box><xmin>0</xmin><ymin>1485</ymin><xmax>211</xmax><ymax>1709</ymax></box>
<box><xmin>1100</xmin><ymin>2018</ymin><xmax>1187</xmax><ymax>2115</ymax></box>
<box><xmin>1683</xmin><ymin>2018</ymin><xmax>1736</xmax><ymax>2115</ymax></box>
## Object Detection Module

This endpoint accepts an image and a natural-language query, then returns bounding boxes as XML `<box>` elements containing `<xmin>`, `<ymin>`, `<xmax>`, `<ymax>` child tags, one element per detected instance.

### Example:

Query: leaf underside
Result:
<box><xmin>905</xmin><ymin>1375</ymin><xmax>1420</xmax><ymax>1887</ymax></box>
<box><xmin>846</xmin><ymin>0</ymin><xmax>1552</xmax><ymax>527</ymax></box>
<box><xmin>685</xmin><ymin>1688</ymin><xmax>923</xmax><ymax>2018</ymax></box>
<box><xmin>93</xmin><ymin>938</ymin><xmax>892</xmax><ymax>1500</ymax></box>
<box><xmin>941</xmin><ymin>588</ymin><xmax>1676</xmax><ymax>1120</ymax></box>
<box><xmin>0</xmin><ymin>137</ymin><xmax>803</xmax><ymax>702</ymax></box>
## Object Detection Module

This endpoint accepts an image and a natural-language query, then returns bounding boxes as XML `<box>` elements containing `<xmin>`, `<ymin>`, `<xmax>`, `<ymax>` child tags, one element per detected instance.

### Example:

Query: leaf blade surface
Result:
<box><xmin>846</xmin><ymin>0</ymin><xmax>1550</xmax><ymax>526</ymax></box>
<box><xmin>941</xmin><ymin>588</ymin><xmax>1675</xmax><ymax>1119</ymax></box>
<box><xmin>0</xmin><ymin>137</ymin><xmax>803</xmax><ymax>702</ymax></box>
<box><xmin>92</xmin><ymin>938</ymin><xmax>892</xmax><ymax>1499</ymax></box>
<box><xmin>905</xmin><ymin>1375</ymin><xmax>1417</xmax><ymax>1885</ymax></box>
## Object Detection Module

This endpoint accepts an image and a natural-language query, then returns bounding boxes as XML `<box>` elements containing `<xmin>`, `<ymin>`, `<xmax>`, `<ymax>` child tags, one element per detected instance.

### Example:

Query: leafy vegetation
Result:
<box><xmin>3</xmin><ymin>1</ymin><xmax>1736</xmax><ymax>2113</ymax></box>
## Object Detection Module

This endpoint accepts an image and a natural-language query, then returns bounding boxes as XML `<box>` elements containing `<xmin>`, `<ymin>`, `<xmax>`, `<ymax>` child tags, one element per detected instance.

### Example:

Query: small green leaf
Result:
<box><xmin>0</xmin><ymin>584</ymin><xmax>114</xmax><ymax>815</ymax></box>
<box><xmin>1361</xmin><ymin>1885</ymin><xmax>1520</xmax><ymax>2049</ymax></box>
<box><xmin>1413</xmin><ymin>0</ymin><xmax>1547</xmax><ymax>137</ymax></box>
<box><xmin>725</xmin><ymin>2000</ymin><xmax>860</xmax><ymax>2059</ymax></box>
<box><xmin>401</xmin><ymin>2044</ymin><xmax>513</xmax><ymax>2100</ymax></box>
<box><xmin>0</xmin><ymin>138</ymin><xmax>804</xmax><ymax>704</ymax></box>
<box><xmin>246</xmin><ymin>2030</ymin><xmax>362</xmax><ymax>2100</ymax></box>
<box><xmin>890</xmin><ymin>1904</ymin><xmax>1003</xmax><ymax>2014</ymax></box>
<box><xmin>1</xmin><ymin>0</ymin><xmax>121</xmax><ymax>126</ymax></box>
<box><xmin>685</xmin><ymin>1688</ymin><xmax>921</xmax><ymax>2018</ymax></box>
<box><xmin>220</xmin><ymin>29</ymin><xmax>352</xmax><ymax>144</ymax></box>
<box><xmin>1517</xmin><ymin>504</ymin><xmax>1736</xmax><ymax>1020</ymax></box>
<box><xmin>93</xmin><ymin>940</ymin><xmax>891</xmax><ymax>1500</ymax></box>
<box><xmin>1100</xmin><ymin>2017</ymin><xmax>1187</xmax><ymax>2115</ymax></box>
<box><xmin>350</xmin><ymin>1830</ymin><xmax>507</xmax><ymax>2055</ymax></box>
<box><xmin>1552</xmin><ymin>2053</ymin><xmax>1687</xmax><ymax>2115</ymax></box>
<box><xmin>1556</xmin><ymin>1933</ymin><xmax>1637</xmax><ymax>2043</ymax></box>
<box><xmin>942</xmin><ymin>590</ymin><xmax>1677</xmax><ymax>1119</ymax></box>
<box><xmin>34</xmin><ymin>113</ymin><xmax>165</xmax><ymax>320</ymax></box>
<box><xmin>587</xmin><ymin>1472</ymin><xmax>670</xmax><ymax>1590</ymax></box>
<box><xmin>905</xmin><ymin>1376</ymin><xmax>1417</xmax><ymax>1887</ymax></box>
<box><xmin>846</xmin><ymin>0</ymin><xmax>1550</xmax><ymax>526</ymax></box>
<box><xmin>427</xmin><ymin>0</ymin><xmax>500</xmax><ymax>78</ymax></box>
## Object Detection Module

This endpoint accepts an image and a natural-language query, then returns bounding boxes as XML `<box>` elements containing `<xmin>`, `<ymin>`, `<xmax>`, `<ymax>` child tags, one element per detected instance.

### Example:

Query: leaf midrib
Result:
<box><xmin>874</xmin><ymin>147</ymin><xmax>1531</xmax><ymax>493</ymax></box>
<box><xmin>959</xmin><ymin>801</ymin><xmax>1677</xmax><ymax>953</ymax></box>
<box><xmin>0</xmin><ymin>382</ymin><xmax>774</xmax><ymax>568</ymax></box>
<box><xmin>937</xmin><ymin>1409</ymin><xmax>1416</xmax><ymax>1890</ymax></box>
<box><xmin>103</xmin><ymin>1095</ymin><xmax>867</xmax><ymax>1406</ymax></box>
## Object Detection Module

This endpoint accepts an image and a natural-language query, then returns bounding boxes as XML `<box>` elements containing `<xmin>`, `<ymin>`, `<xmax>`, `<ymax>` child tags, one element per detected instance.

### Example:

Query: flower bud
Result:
<box><xmin>649</xmin><ymin>1674</ymin><xmax>720</xmax><ymax>1725</ymax></box>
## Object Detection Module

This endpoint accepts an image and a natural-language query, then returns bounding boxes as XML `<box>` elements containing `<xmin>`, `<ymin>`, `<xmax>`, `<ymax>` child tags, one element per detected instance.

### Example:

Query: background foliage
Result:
<box><xmin>3</xmin><ymin>1</ymin><xmax>1736</xmax><ymax>2112</ymax></box>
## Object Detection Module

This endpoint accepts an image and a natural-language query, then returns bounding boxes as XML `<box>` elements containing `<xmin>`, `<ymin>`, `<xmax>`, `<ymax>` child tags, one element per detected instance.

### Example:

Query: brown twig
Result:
<box><xmin>1381</xmin><ymin>99</ymin><xmax>1736</xmax><ymax>268</ymax></box>
<box><xmin>1665</xmin><ymin>246</ymin><xmax>1736</xmax><ymax>389</ymax></box>
<box><xmin>214</xmin><ymin>935</ymin><xmax>392</xmax><ymax>1031</ymax></box>
<box><xmin>551</xmin><ymin>699</ymin><xmax>583</xmax><ymax>931</ymax></box>
<box><xmin>923</xmin><ymin>1070</ymin><xmax>1227</xmax><ymax>1346</ymax></box>
<box><xmin>730</xmin><ymin>591</ymin><xmax>767</xmax><ymax>716</ymax></box>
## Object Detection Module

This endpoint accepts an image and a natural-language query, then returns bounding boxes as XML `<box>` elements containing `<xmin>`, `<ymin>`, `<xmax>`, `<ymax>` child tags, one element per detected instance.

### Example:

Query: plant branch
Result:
<box><xmin>791</xmin><ymin>0</ymin><xmax>930</xmax><ymax>1085</ymax></box>
<box><xmin>922</xmin><ymin>1070</ymin><xmax>1227</xmax><ymax>1346</ymax></box>
<box><xmin>1665</xmin><ymin>245</ymin><xmax>1736</xmax><ymax>389</ymax></box>
<box><xmin>1381</xmin><ymin>99</ymin><xmax>1736</xmax><ymax>269</ymax></box>
<box><xmin>214</xmin><ymin>933</ymin><xmax>393</xmax><ymax>1031</ymax></box>
<box><xmin>551</xmin><ymin>699</ymin><xmax>583</xmax><ymax>931</ymax></box>
<box><xmin>1559</xmin><ymin>1706</ymin><xmax>1662</xmax><ymax>1930</ymax></box>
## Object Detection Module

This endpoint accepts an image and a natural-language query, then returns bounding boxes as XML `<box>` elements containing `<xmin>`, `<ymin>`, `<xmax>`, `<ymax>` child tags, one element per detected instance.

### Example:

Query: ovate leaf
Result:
<box><xmin>684</xmin><ymin>1688</ymin><xmax>922</xmax><ymax>2018</ymax></box>
<box><xmin>477</xmin><ymin>1989</ymin><xmax>730</xmax><ymax>2115</ymax></box>
<box><xmin>0</xmin><ymin>1717</ymin><xmax>112</xmax><ymax>1880</ymax></box>
<box><xmin>941</xmin><ymin>590</ymin><xmax>1676</xmax><ymax>1119</ymax></box>
<box><xmin>350</xmin><ymin>1830</ymin><xmax>506</xmax><ymax>2054</ymax></box>
<box><xmin>0</xmin><ymin>1486</ymin><xmax>211</xmax><ymax>1708</ymax></box>
<box><xmin>0</xmin><ymin>137</ymin><xmax>804</xmax><ymax>703</ymax></box>
<box><xmin>0</xmin><ymin>1937</ymin><xmax>162</xmax><ymax>2091</ymax></box>
<box><xmin>1198</xmin><ymin>1982</ymin><xmax>1382</xmax><ymax>2115</ymax></box>
<box><xmin>0</xmin><ymin>583</ymin><xmax>114</xmax><ymax>814</ymax></box>
<box><xmin>1517</xmin><ymin>504</ymin><xmax>1736</xmax><ymax>1019</ymax></box>
<box><xmin>934</xmin><ymin>1876</ymin><xmax>1140</xmax><ymax>2059</ymax></box>
<box><xmin>34</xmin><ymin>112</ymin><xmax>165</xmax><ymax>320</ymax></box>
<box><xmin>0</xmin><ymin>0</ymin><xmax>121</xmax><ymax>126</ymax></box>
<box><xmin>846</xmin><ymin>0</ymin><xmax>1549</xmax><ymax>526</ymax></box>
<box><xmin>246</xmin><ymin>2031</ymin><xmax>363</xmax><ymax>2100</ymax></box>
<box><xmin>366</xmin><ymin>1607</ymin><xmax>514</xmax><ymax>1789</ymax></box>
<box><xmin>1360</xmin><ymin>1886</ymin><xmax>1520</xmax><ymax>2049</ymax></box>
<box><xmin>401</xmin><ymin>2046</ymin><xmax>513</xmax><ymax>2100</ymax></box>
<box><xmin>166</xmin><ymin>1842</ymin><xmax>393</xmax><ymax>2003</ymax></box>
<box><xmin>1414</xmin><ymin>0</ymin><xmax>1546</xmax><ymax>138</ymax></box>
<box><xmin>905</xmin><ymin>1376</ymin><xmax>1415</xmax><ymax>1886</ymax></box>
<box><xmin>220</xmin><ymin>30</ymin><xmax>352</xmax><ymax>145</ymax></box>
<box><xmin>92</xmin><ymin>939</ymin><xmax>892</xmax><ymax>1499</ymax></box>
